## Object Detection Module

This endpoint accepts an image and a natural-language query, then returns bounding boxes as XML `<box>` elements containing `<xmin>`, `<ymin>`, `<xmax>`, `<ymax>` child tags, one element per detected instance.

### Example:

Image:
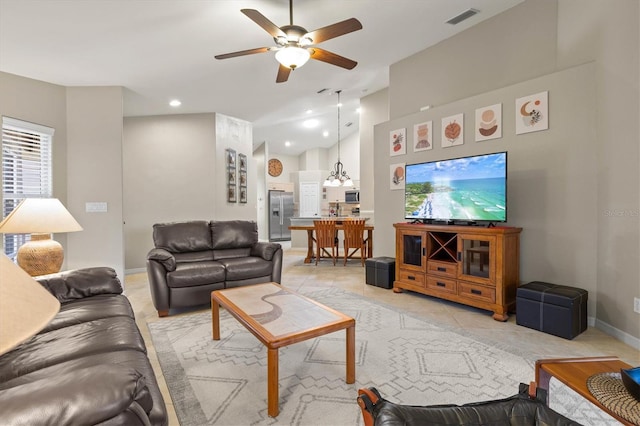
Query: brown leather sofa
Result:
<box><xmin>146</xmin><ymin>220</ymin><xmax>283</xmax><ymax>317</ymax></box>
<box><xmin>0</xmin><ymin>267</ymin><xmax>167</xmax><ymax>426</ymax></box>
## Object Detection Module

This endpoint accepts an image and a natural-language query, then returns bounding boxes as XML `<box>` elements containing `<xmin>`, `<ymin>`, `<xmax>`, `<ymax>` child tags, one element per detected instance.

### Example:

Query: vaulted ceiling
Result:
<box><xmin>0</xmin><ymin>0</ymin><xmax>523</xmax><ymax>155</ymax></box>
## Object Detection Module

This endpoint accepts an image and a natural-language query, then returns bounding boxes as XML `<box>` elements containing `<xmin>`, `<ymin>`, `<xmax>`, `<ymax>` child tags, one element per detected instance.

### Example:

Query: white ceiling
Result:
<box><xmin>0</xmin><ymin>0</ymin><xmax>523</xmax><ymax>156</ymax></box>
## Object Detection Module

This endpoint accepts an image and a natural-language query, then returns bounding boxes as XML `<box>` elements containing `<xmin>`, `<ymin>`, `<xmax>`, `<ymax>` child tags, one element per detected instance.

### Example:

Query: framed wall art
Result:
<box><xmin>238</xmin><ymin>153</ymin><xmax>247</xmax><ymax>171</ymax></box>
<box><xmin>389</xmin><ymin>128</ymin><xmax>406</xmax><ymax>156</ymax></box>
<box><xmin>516</xmin><ymin>91</ymin><xmax>548</xmax><ymax>135</ymax></box>
<box><xmin>226</xmin><ymin>148</ymin><xmax>237</xmax><ymax>203</ymax></box>
<box><xmin>239</xmin><ymin>186</ymin><xmax>247</xmax><ymax>204</ymax></box>
<box><xmin>390</xmin><ymin>163</ymin><xmax>405</xmax><ymax>190</ymax></box>
<box><xmin>413</xmin><ymin>121</ymin><xmax>433</xmax><ymax>152</ymax></box>
<box><xmin>475</xmin><ymin>103</ymin><xmax>502</xmax><ymax>142</ymax></box>
<box><xmin>441</xmin><ymin>113</ymin><xmax>464</xmax><ymax>148</ymax></box>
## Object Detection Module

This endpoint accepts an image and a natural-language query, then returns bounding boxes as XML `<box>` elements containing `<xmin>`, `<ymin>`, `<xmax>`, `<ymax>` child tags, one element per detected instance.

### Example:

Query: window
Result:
<box><xmin>1</xmin><ymin>117</ymin><xmax>54</xmax><ymax>260</ymax></box>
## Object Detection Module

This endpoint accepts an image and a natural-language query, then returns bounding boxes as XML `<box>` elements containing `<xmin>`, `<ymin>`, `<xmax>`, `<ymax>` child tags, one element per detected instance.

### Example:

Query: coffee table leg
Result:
<box><xmin>346</xmin><ymin>325</ymin><xmax>355</xmax><ymax>383</ymax></box>
<box><xmin>212</xmin><ymin>300</ymin><xmax>220</xmax><ymax>340</ymax></box>
<box><xmin>268</xmin><ymin>348</ymin><xmax>279</xmax><ymax>417</ymax></box>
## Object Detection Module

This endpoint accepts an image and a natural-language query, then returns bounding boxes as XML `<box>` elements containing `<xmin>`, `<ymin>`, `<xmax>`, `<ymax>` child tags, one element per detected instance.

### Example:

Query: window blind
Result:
<box><xmin>1</xmin><ymin>117</ymin><xmax>54</xmax><ymax>259</ymax></box>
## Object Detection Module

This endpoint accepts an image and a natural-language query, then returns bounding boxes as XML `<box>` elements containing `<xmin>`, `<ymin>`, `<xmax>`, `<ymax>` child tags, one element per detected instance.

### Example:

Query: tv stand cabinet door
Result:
<box><xmin>457</xmin><ymin>234</ymin><xmax>496</xmax><ymax>286</ymax></box>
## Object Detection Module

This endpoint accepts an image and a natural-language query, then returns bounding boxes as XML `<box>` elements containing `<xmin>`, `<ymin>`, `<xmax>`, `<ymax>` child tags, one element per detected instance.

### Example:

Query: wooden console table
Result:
<box><xmin>289</xmin><ymin>222</ymin><xmax>374</xmax><ymax>263</ymax></box>
<box><xmin>535</xmin><ymin>356</ymin><xmax>634</xmax><ymax>425</ymax></box>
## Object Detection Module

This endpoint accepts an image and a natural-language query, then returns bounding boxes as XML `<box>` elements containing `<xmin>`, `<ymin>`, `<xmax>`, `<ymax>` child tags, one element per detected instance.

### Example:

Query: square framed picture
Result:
<box><xmin>475</xmin><ymin>103</ymin><xmax>502</xmax><ymax>141</ymax></box>
<box><xmin>413</xmin><ymin>121</ymin><xmax>432</xmax><ymax>152</ymax></box>
<box><xmin>228</xmin><ymin>168</ymin><xmax>236</xmax><ymax>185</ymax></box>
<box><xmin>441</xmin><ymin>113</ymin><xmax>464</xmax><ymax>148</ymax></box>
<box><xmin>227</xmin><ymin>184</ymin><xmax>236</xmax><ymax>203</ymax></box>
<box><xmin>239</xmin><ymin>186</ymin><xmax>247</xmax><ymax>203</ymax></box>
<box><xmin>238</xmin><ymin>153</ymin><xmax>247</xmax><ymax>171</ymax></box>
<box><xmin>390</xmin><ymin>128</ymin><xmax>406</xmax><ymax>156</ymax></box>
<box><xmin>226</xmin><ymin>148</ymin><xmax>236</xmax><ymax>167</ymax></box>
<box><xmin>239</xmin><ymin>170</ymin><xmax>247</xmax><ymax>186</ymax></box>
<box><xmin>516</xmin><ymin>91</ymin><xmax>548</xmax><ymax>135</ymax></box>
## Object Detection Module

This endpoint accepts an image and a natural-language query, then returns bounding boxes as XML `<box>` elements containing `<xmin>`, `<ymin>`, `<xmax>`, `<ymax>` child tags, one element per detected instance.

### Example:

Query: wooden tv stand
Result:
<box><xmin>393</xmin><ymin>223</ymin><xmax>522</xmax><ymax>321</ymax></box>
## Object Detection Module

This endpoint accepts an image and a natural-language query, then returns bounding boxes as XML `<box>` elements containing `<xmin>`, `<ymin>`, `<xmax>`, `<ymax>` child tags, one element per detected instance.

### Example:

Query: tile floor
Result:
<box><xmin>126</xmin><ymin>245</ymin><xmax>640</xmax><ymax>426</ymax></box>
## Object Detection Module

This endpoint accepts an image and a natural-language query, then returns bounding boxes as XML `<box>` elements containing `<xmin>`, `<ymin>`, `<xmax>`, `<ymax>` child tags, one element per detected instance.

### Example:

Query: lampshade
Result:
<box><xmin>0</xmin><ymin>253</ymin><xmax>60</xmax><ymax>355</ymax></box>
<box><xmin>0</xmin><ymin>198</ymin><xmax>83</xmax><ymax>276</ymax></box>
<box><xmin>0</xmin><ymin>198</ymin><xmax>82</xmax><ymax>234</ymax></box>
<box><xmin>275</xmin><ymin>46</ymin><xmax>310</xmax><ymax>69</ymax></box>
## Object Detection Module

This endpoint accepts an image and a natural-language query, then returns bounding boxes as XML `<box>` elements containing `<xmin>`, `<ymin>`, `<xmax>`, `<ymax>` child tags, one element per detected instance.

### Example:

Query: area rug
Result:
<box><xmin>148</xmin><ymin>287</ymin><xmax>535</xmax><ymax>425</ymax></box>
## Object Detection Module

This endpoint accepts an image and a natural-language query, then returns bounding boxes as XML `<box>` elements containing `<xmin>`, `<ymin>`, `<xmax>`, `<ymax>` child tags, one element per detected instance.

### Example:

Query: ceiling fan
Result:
<box><xmin>215</xmin><ymin>0</ymin><xmax>363</xmax><ymax>83</ymax></box>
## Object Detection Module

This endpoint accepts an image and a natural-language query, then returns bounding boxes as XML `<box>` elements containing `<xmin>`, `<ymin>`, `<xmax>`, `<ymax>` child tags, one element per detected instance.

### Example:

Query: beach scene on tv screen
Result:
<box><xmin>405</xmin><ymin>153</ymin><xmax>506</xmax><ymax>221</ymax></box>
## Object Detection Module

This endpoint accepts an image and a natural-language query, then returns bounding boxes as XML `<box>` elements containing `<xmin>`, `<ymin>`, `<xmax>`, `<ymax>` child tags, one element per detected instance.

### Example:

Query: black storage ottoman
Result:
<box><xmin>365</xmin><ymin>257</ymin><xmax>395</xmax><ymax>289</ymax></box>
<box><xmin>516</xmin><ymin>281</ymin><xmax>588</xmax><ymax>340</ymax></box>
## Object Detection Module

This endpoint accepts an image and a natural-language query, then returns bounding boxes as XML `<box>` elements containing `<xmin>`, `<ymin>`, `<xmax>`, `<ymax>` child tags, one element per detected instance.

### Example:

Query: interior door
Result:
<box><xmin>299</xmin><ymin>182</ymin><xmax>320</xmax><ymax>217</ymax></box>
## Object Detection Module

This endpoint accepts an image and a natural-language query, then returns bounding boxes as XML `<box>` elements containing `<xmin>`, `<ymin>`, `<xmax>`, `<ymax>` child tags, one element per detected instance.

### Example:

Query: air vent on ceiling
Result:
<box><xmin>317</xmin><ymin>88</ymin><xmax>331</xmax><ymax>94</ymax></box>
<box><xmin>446</xmin><ymin>8</ymin><xmax>479</xmax><ymax>25</ymax></box>
<box><xmin>345</xmin><ymin>122</ymin><xmax>353</xmax><ymax>127</ymax></box>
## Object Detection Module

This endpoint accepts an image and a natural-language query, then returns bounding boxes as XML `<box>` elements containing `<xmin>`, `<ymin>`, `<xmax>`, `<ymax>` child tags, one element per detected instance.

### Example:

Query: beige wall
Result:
<box><xmin>123</xmin><ymin>112</ymin><xmax>256</xmax><ymax>271</ymax></box>
<box><xmin>360</xmin><ymin>88</ymin><xmax>389</xmax><ymax>222</ymax></box>
<box><xmin>371</xmin><ymin>0</ymin><xmax>639</xmax><ymax>345</ymax></box>
<box><xmin>0</xmin><ymin>72</ymin><xmax>69</xmax><ymax>257</ymax></box>
<box><xmin>66</xmin><ymin>86</ymin><xmax>124</xmax><ymax>278</ymax></box>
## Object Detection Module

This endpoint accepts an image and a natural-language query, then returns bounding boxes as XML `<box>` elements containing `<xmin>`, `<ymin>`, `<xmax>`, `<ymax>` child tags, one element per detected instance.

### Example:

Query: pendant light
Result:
<box><xmin>323</xmin><ymin>90</ymin><xmax>353</xmax><ymax>187</ymax></box>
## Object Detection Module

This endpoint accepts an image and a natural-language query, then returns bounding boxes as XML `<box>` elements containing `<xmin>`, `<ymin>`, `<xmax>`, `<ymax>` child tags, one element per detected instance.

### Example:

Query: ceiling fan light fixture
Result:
<box><xmin>275</xmin><ymin>46</ymin><xmax>310</xmax><ymax>69</ymax></box>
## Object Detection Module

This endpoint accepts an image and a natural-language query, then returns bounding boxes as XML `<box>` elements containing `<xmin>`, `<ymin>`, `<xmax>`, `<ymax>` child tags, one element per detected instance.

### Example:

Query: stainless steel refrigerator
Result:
<box><xmin>268</xmin><ymin>190</ymin><xmax>294</xmax><ymax>241</ymax></box>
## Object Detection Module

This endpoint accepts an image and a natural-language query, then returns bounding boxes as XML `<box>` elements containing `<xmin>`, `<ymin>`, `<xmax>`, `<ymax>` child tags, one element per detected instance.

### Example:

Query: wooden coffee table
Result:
<box><xmin>535</xmin><ymin>356</ymin><xmax>634</xmax><ymax>425</ymax></box>
<box><xmin>211</xmin><ymin>283</ymin><xmax>355</xmax><ymax>417</ymax></box>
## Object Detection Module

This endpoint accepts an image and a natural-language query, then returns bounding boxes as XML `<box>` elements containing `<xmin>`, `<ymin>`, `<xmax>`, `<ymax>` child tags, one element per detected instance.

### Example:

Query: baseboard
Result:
<box><xmin>595</xmin><ymin>318</ymin><xmax>640</xmax><ymax>350</ymax></box>
<box><xmin>125</xmin><ymin>267</ymin><xmax>146</xmax><ymax>275</ymax></box>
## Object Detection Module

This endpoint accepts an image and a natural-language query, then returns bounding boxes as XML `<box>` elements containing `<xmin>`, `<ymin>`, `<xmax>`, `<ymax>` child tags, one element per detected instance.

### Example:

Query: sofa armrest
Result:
<box><xmin>147</xmin><ymin>248</ymin><xmax>176</xmax><ymax>272</ymax></box>
<box><xmin>0</xmin><ymin>365</ymin><xmax>153</xmax><ymax>426</ymax></box>
<box><xmin>251</xmin><ymin>242</ymin><xmax>282</xmax><ymax>261</ymax></box>
<box><xmin>36</xmin><ymin>267</ymin><xmax>123</xmax><ymax>304</ymax></box>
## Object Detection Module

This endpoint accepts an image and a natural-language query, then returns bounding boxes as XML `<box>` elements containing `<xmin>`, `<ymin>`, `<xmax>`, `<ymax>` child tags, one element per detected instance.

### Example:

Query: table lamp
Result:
<box><xmin>0</xmin><ymin>198</ymin><xmax>82</xmax><ymax>276</ymax></box>
<box><xmin>0</xmin><ymin>253</ymin><xmax>60</xmax><ymax>355</ymax></box>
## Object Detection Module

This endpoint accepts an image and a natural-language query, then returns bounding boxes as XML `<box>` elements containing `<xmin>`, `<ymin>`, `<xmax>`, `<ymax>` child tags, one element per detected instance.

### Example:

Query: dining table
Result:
<box><xmin>288</xmin><ymin>219</ymin><xmax>374</xmax><ymax>263</ymax></box>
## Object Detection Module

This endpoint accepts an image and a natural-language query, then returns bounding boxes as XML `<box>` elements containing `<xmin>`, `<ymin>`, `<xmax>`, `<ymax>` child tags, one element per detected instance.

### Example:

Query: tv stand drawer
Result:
<box><xmin>458</xmin><ymin>282</ymin><xmax>496</xmax><ymax>303</ymax></box>
<box><xmin>426</xmin><ymin>276</ymin><xmax>456</xmax><ymax>295</ymax></box>
<box><xmin>399</xmin><ymin>270</ymin><xmax>425</xmax><ymax>286</ymax></box>
<box><xmin>427</xmin><ymin>261</ymin><xmax>457</xmax><ymax>277</ymax></box>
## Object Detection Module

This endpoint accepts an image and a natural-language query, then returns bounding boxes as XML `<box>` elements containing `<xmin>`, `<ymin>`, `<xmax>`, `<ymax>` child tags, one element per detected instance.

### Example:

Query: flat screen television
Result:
<box><xmin>404</xmin><ymin>151</ymin><xmax>507</xmax><ymax>224</ymax></box>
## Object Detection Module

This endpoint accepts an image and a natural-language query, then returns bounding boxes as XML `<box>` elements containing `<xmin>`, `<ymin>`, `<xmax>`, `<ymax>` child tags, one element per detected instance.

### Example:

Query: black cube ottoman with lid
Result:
<box><xmin>365</xmin><ymin>257</ymin><xmax>395</xmax><ymax>289</ymax></box>
<box><xmin>516</xmin><ymin>281</ymin><xmax>588</xmax><ymax>340</ymax></box>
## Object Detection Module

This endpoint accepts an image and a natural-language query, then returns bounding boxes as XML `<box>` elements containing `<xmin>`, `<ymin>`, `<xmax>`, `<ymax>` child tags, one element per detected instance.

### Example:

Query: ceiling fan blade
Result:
<box><xmin>276</xmin><ymin>64</ymin><xmax>291</xmax><ymax>83</ymax></box>
<box><xmin>241</xmin><ymin>9</ymin><xmax>286</xmax><ymax>39</ymax></box>
<box><xmin>304</xmin><ymin>18</ymin><xmax>362</xmax><ymax>44</ymax></box>
<box><xmin>310</xmin><ymin>48</ymin><xmax>358</xmax><ymax>70</ymax></box>
<box><xmin>215</xmin><ymin>47</ymin><xmax>272</xmax><ymax>60</ymax></box>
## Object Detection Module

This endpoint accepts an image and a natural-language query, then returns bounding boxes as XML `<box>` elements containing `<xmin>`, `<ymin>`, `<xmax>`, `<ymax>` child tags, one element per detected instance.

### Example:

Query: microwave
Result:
<box><xmin>345</xmin><ymin>190</ymin><xmax>360</xmax><ymax>204</ymax></box>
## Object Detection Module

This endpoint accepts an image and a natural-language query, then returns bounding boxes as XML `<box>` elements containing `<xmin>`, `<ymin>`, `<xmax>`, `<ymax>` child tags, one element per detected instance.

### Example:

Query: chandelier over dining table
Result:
<box><xmin>323</xmin><ymin>90</ymin><xmax>354</xmax><ymax>187</ymax></box>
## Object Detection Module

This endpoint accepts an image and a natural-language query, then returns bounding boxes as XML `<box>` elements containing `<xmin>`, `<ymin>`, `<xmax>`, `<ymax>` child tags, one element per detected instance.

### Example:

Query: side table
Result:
<box><xmin>535</xmin><ymin>356</ymin><xmax>634</xmax><ymax>425</ymax></box>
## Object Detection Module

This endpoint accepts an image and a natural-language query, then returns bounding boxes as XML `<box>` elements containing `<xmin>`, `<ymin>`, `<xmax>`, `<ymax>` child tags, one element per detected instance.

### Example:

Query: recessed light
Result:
<box><xmin>356</xmin><ymin>107</ymin><xmax>362</xmax><ymax>113</ymax></box>
<box><xmin>169</xmin><ymin>99</ymin><xmax>181</xmax><ymax>107</ymax></box>
<box><xmin>285</xmin><ymin>141</ymin><xmax>291</xmax><ymax>147</ymax></box>
<box><xmin>323</xmin><ymin>130</ymin><xmax>329</xmax><ymax>137</ymax></box>
<box><xmin>303</xmin><ymin>119</ymin><xmax>319</xmax><ymax>128</ymax></box>
<box><xmin>306</xmin><ymin>109</ymin><xmax>313</xmax><ymax>114</ymax></box>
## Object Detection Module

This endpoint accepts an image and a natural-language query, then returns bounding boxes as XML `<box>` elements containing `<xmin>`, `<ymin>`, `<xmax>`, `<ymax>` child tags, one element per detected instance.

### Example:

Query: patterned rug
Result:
<box><xmin>148</xmin><ymin>287</ymin><xmax>535</xmax><ymax>425</ymax></box>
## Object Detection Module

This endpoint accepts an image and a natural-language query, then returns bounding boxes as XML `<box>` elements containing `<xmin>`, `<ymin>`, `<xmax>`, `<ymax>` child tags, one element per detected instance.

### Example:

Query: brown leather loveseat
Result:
<box><xmin>146</xmin><ymin>220</ymin><xmax>283</xmax><ymax>317</ymax></box>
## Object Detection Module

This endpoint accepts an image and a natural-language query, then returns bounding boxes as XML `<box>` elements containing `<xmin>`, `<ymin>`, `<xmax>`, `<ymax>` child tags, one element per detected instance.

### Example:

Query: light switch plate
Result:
<box><xmin>86</xmin><ymin>202</ymin><xmax>108</xmax><ymax>213</ymax></box>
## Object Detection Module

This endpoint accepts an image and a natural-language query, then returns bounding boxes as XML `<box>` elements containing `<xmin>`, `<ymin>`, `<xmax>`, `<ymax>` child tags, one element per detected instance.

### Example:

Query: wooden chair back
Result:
<box><xmin>313</xmin><ymin>219</ymin><xmax>338</xmax><ymax>265</ymax></box>
<box><xmin>342</xmin><ymin>219</ymin><xmax>367</xmax><ymax>266</ymax></box>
